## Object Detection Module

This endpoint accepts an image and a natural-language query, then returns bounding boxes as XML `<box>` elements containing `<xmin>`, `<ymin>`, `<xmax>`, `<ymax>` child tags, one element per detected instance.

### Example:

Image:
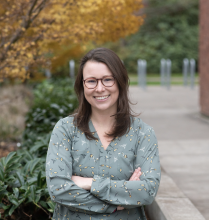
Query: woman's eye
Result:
<box><xmin>87</xmin><ymin>80</ymin><xmax>96</xmax><ymax>83</ymax></box>
<box><xmin>104</xmin><ymin>78</ymin><xmax>113</xmax><ymax>82</ymax></box>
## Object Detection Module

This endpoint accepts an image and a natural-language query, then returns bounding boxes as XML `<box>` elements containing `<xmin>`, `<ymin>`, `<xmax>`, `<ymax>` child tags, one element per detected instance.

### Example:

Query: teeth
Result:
<box><xmin>95</xmin><ymin>95</ymin><xmax>109</xmax><ymax>100</ymax></box>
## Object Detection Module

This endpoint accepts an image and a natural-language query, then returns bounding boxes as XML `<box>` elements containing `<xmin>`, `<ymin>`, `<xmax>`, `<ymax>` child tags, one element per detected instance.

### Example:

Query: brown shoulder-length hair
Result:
<box><xmin>73</xmin><ymin>47</ymin><xmax>137</xmax><ymax>140</ymax></box>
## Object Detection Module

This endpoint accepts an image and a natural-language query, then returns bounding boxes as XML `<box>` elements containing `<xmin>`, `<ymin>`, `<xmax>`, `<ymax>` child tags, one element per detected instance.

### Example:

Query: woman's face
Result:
<box><xmin>83</xmin><ymin>61</ymin><xmax>119</xmax><ymax>115</ymax></box>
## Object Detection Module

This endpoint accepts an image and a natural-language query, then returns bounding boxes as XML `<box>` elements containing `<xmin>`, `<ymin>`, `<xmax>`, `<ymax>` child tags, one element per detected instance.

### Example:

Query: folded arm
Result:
<box><xmin>46</xmin><ymin>119</ymin><xmax>117</xmax><ymax>214</ymax></box>
<box><xmin>90</xmin><ymin>128</ymin><xmax>161</xmax><ymax>208</ymax></box>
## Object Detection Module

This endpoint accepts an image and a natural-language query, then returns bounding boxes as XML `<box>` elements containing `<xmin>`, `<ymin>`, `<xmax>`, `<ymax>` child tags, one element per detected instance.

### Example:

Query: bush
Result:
<box><xmin>0</xmin><ymin>150</ymin><xmax>54</xmax><ymax>220</ymax></box>
<box><xmin>102</xmin><ymin>0</ymin><xmax>199</xmax><ymax>74</ymax></box>
<box><xmin>0</xmin><ymin>78</ymin><xmax>78</xmax><ymax>219</ymax></box>
<box><xmin>22</xmin><ymin>78</ymin><xmax>78</xmax><ymax>149</ymax></box>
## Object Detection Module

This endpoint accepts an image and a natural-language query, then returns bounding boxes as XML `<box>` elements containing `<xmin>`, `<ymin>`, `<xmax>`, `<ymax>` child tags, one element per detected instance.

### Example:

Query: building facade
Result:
<box><xmin>199</xmin><ymin>0</ymin><xmax>209</xmax><ymax>117</ymax></box>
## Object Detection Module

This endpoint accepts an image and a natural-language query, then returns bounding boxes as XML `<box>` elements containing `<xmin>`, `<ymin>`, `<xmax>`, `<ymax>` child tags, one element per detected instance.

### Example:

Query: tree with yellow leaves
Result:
<box><xmin>0</xmin><ymin>0</ymin><xmax>144</xmax><ymax>81</ymax></box>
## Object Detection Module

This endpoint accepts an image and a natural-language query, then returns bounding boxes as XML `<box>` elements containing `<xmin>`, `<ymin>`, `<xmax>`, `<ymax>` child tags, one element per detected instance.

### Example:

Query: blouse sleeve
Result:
<box><xmin>90</xmin><ymin>126</ymin><xmax>161</xmax><ymax>208</ymax></box>
<box><xmin>46</xmin><ymin>118</ymin><xmax>117</xmax><ymax>214</ymax></box>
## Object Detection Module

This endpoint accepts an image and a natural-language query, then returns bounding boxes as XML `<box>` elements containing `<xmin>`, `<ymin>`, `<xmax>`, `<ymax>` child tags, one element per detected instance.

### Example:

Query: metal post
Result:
<box><xmin>160</xmin><ymin>59</ymin><xmax>166</xmax><ymax>86</ymax></box>
<box><xmin>69</xmin><ymin>60</ymin><xmax>75</xmax><ymax>79</ymax></box>
<box><xmin>183</xmin><ymin>58</ymin><xmax>189</xmax><ymax>86</ymax></box>
<box><xmin>190</xmin><ymin>59</ymin><xmax>196</xmax><ymax>89</ymax></box>
<box><xmin>45</xmin><ymin>69</ymin><xmax>51</xmax><ymax>78</ymax></box>
<box><xmin>137</xmin><ymin>59</ymin><xmax>141</xmax><ymax>87</ymax></box>
<box><xmin>142</xmin><ymin>60</ymin><xmax>147</xmax><ymax>90</ymax></box>
<box><xmin>166</xmin><ymin>59</ymin><xmax>171</xmax><ymax>90</ymax></box>
<box><xmin>137</xmin><ymin>59</ymin><xmax>146</xmax><ymax>90</ymax></box>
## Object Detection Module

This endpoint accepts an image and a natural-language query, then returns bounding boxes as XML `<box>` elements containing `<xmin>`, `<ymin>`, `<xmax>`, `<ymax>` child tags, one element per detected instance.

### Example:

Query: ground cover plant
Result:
<box><xmin>128</xmin><ymin>73</ymin><xmax>199</xmax><ymax>86</ymax></box>
<box><xmin>0</xmin><ymin>78</ymin><xmax>78</xmax><ymax>219</ymax></box>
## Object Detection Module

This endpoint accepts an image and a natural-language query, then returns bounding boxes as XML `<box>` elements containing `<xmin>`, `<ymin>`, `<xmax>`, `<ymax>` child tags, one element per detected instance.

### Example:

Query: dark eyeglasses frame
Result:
<box><xmin>83</xmin><ymin>76</ymin><xmax>115</xmax><ymax>89</ymax></box>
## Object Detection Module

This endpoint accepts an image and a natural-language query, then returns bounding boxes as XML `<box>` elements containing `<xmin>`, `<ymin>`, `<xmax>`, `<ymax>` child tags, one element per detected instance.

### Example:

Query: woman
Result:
<box><xmin>46</xmin><ymin>48</ymin><xmax>161</xmax><ymax>220</ymax></box>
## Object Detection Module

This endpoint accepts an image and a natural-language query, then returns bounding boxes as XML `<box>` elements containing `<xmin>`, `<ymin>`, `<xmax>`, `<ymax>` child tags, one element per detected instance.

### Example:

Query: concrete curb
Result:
<box><xmin>145</xmin><ymin>169</ymin><xmax>206</xmax><ymax>220</ymax></box>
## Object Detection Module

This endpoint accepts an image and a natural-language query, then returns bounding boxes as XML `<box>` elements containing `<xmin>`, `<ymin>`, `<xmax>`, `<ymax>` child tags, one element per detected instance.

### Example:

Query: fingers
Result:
<box><xmin>129</xmin><ymin>167</ymin><xmax>141</xmax><ymax>181</ymax></box>
<box><xmin>130</xmin><ymin>168</ymin><xmax>140</xmax><ymax>180</ymax></box>
<box><xmin>117</xmin><ymin>206</ymin><xmax>125</xmax><ymax>211</ymax></box>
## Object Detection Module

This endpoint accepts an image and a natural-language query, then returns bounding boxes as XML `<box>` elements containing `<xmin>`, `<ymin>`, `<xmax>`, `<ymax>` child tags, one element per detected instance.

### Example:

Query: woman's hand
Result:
<box><xmin>117</xmin><ymin>206</ymin><xmax>125</xmax><ymax>211</ymax></box>
<box><xmin>129</xmin><ymin>167</ymin><xmax>141</xmax><ymax>181</ymax></box>
<box><xmin>116</xmin><ymin>167</ymin><xmax>142</xmax><ymax>211</ymax></box>
<box><xmin>71</xmin><ymin>176</ymin><xmax>93</xmax><ymax>191</ymax></box>
<box><xmin>72</xmin><ymin>168</ymin><xmax>142</xmax><ymax>211</ymax></box>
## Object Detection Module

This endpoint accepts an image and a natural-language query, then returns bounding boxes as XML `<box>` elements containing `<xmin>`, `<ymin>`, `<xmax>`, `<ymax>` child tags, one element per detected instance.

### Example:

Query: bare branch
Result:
<box><xmin>34</xmin><ymin>0</ymin><xmax>48</xmax><ymax>13</ymax></box>
<box><xmin>22</xmin><ymin>210</ymin><xmax>32</xmax><ymax>219</ymax></box>
<box><xmin>0</xmin><ymin>0</ymin><xmax>48</xmax><ymax>63</ymax></box>
<box><xmin>27</xmin><ymin>0</ymin><xmax>38</xmax><ymax>18</ymax></box>
<box><xmin>0</xmin><ymin>62</ymin><xmax>8</xmax><ymax>71</ymax></box>
<box><xmin>31</xmin><ymin>0</ymin><xmax>48</xmax><ymax>21</ymax></box>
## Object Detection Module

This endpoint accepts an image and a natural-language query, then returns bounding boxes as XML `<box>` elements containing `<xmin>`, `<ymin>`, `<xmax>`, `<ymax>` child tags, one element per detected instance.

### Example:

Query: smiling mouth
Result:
<box><xmin>94</xmin><ymin>95</ymin><xmax>110</xmax><ymax>100</ymax></box>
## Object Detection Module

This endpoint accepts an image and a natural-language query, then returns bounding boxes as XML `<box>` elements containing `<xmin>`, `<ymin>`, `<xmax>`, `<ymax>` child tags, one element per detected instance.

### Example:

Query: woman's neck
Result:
<box><xmin>91</xmin><ymin>109</ymin><xmax>116</xmax><ymax>130</ymax></box>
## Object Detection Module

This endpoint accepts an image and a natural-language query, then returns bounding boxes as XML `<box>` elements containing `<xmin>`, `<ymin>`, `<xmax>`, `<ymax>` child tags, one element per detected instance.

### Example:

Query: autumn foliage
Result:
<box><xmin>0</xmin><ymin>0</ymin><xmax>144</xmax><ymax>81</ymax></box>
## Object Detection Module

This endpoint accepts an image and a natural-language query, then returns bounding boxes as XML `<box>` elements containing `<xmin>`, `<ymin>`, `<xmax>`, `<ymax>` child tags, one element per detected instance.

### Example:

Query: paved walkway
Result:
<box><xmin>129</xmin><ymin>86</ymin><xmax>209</xmax><ymax>220</ymax></box>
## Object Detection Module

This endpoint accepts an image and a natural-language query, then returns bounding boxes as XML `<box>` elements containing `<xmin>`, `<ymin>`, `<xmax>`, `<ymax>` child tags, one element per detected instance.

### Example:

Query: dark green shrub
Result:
<box><xmin>0</xmin><ymin>150</ymin><xmax>55</xmax><ymax>219</ymax></box>
<box><xmin>0</xmin><ymin>78</ymin><xmax>78</xmax><ymax>219</ymax></box>
<box><xmin>102</xmin><ymin>0</ymin><xmax>198</xmax><ymax>74</ymax></box>
<box><xmin>22</xmin><ymin>78</ymin><xmax>78</xmax><ymax>149</ymax></box>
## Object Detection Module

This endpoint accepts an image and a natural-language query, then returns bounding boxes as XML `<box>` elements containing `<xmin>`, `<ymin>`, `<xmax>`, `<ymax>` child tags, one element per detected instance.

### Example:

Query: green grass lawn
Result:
<box><xmin>129</xmin><ymin>73</ymin><xmax>199</xmax><ymax>86</ymax></box>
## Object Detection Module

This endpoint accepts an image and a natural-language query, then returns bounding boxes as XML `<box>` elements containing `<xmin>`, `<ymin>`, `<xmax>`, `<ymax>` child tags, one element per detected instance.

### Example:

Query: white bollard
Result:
<box><xmin>69</xmin><ymin>60</ymin><xmax>75</xmax><ymax>79</ymax></box>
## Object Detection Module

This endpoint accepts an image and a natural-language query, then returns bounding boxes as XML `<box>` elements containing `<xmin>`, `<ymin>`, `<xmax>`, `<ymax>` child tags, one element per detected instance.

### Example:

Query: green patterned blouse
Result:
<box><xmin>46</xmin><ymin>116</ymin><xmax>161</xmax><ymax>220</ymax></box>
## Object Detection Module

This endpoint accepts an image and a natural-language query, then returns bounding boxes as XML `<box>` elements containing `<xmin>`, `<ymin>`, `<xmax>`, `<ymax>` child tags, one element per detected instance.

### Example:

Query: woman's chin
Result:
<box><xmin>92</xmin><ymin>103</ymin><xmax>116</xmax><ymax>113</ymax></box>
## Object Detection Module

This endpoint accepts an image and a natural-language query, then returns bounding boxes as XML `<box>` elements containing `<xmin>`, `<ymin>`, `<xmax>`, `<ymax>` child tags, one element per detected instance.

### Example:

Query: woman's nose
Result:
<box><xmin>95</xmin><ymin>80</ymin><xmax>105</xmax><ymax>92</ymax></box>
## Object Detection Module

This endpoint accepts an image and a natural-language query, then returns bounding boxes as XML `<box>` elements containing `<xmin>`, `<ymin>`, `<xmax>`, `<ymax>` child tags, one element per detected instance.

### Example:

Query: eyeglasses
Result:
<box><xmin>83</xmin><ymin>76</ymin><xmax>115</xmax><ymax>89</ymax></box>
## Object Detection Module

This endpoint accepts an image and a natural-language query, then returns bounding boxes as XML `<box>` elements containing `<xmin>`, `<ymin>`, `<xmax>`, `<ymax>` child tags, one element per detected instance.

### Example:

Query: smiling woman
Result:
<box><xmin>46</xmin><ymin>48</ymin><xmax>161</xmax><ymax>220</ymax></box>
<box><xmin>73</xmin><ymin>48</ymin><xmax>132</xmax><ymax>141</ymax></box>
<box><xmin>83</xmin><ymin>61</ymin><xmax>119</xmax><ymax>122</ymax></box>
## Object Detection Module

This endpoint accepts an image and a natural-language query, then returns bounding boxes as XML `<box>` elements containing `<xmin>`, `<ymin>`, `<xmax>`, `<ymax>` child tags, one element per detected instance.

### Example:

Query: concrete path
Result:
<box><xmin>129</xmin><ymin>86</ymin><xmax>209</xmax><ymax>220</ymax></box>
